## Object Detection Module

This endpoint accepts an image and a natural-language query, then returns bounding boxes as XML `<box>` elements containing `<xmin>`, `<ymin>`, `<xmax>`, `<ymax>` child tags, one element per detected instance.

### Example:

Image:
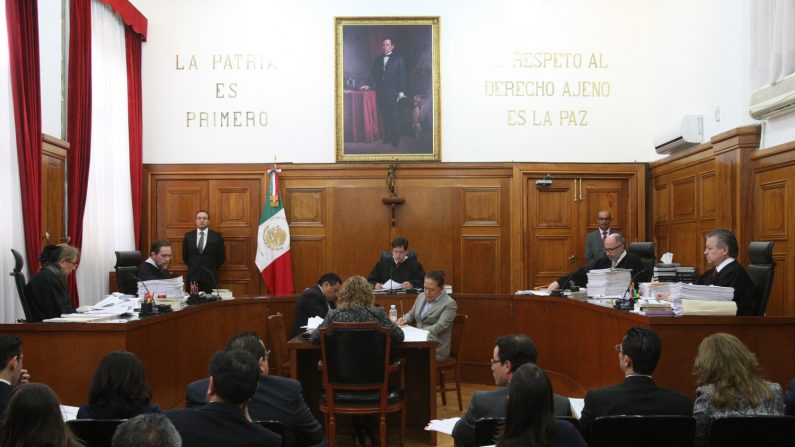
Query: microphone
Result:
<box><xmin>388</xmin><ymin>265</ymin><xmax>396</xmax><ymax>294</ymax></box>
<box><xmin>201</xmin><ymin>267</ymin><xmax>219</xmax><ymax>297</ymax></box>
<box><xmin>621</xmin><ymin>265</ymin><xmax>654</xmax><ymax>300</ymax></box>
<box><xmin>131</xmin><ymin>274</ymin><xmax>151</xmax><ymax>298</ymax></box>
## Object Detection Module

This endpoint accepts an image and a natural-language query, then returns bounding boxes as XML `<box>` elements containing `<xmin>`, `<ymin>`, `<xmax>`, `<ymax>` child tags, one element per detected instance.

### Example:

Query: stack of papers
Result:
<box><xmin>639</xmin><ymin>282</ymin><xmax>671</xmax><ymax>298</ymax></box>
<box><xmin>402</xmin><ymin>325</ymin><xmax>429</xmax><ymax>342</ymax></box>
<box><xmin>302</xmin><ymin>316</ymin><xmax>324</xmax><ymax>331</ymax></box>
<box><xmin>380</xmin><ymin>279</ymin><xmax>403</xmax><ymax>290</ymax></box>
<box><xmin>586</xmin><ymin>268</ymin><xmax>632</xmax><ymax>297</ymax></box>
<box><xmin>668</xmin><ymin>283</ymin><xmax>735</xmax><ymax>315</ymax></box>
<box><xmin>137</xmin><ymin>276</ymin><xmax>185</xmax><ymax>298</ymax></box>
<box><xmin>426</xmin><ymin>417</ymin><xmax>460</xmax><ymax>435</ymax></box>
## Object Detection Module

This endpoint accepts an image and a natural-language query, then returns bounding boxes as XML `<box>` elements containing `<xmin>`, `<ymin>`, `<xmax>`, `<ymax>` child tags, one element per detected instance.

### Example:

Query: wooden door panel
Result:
<box><xmin>41</xmin><ymin>136</ymin><xmax>67</xmax><ymax>244</ymax></box>
<box><xmin>330</xmin><ymin>185</ymin><xmax>390</xmax><ymax>280</ymax></box>
<box><xmin>460</xmin><ymin>237</ymin><xmax>499</xmax><ymax>293</ymax></box>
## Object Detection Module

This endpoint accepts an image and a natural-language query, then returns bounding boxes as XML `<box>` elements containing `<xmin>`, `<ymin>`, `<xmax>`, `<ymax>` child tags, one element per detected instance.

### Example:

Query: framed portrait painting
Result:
<box><xmin>335</xmin><ymin>17</ymin><xmax>441</xmax><ymax>162</ymax></box>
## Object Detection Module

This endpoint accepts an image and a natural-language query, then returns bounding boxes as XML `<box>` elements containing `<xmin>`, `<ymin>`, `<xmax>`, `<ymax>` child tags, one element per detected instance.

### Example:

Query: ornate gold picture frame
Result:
<box><xmin>335</xmin><ymin>17</ymin><xmax>441</xmax><ymax>162</ymax></box>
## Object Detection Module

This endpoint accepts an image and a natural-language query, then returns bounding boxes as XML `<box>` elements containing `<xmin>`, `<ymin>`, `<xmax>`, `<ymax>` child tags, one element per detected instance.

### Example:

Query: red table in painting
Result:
<box><xmin>344</xmin><ymin>89</ymin><xmax>381</xmax><ymax>143</ymax></box>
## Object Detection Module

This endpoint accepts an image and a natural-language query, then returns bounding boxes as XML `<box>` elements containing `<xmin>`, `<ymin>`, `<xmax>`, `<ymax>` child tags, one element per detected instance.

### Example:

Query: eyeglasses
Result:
<box><xmin>490</xmin><ymin>358</ymin><xmax>504</xmax><ymax>365</ymax></box>
<box><xmin>604</xmin><ymin>244</ymin><xmax>624</xmax><ymax>252</ymax></box>
<box><xmin>614</xmin><ymin>343</ymin><xmax>623</xmax><ymax>353</ymax></box>
<box><xmin>262</xmin><ymin>349</ymin><xmax>271</xmax><ymax>360</ymax></box>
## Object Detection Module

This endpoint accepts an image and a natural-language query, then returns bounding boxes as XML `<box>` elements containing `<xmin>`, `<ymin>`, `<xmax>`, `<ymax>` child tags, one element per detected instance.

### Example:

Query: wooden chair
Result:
<box><xmin>437</xmin><ymin>313</ymin><xmax>467</xmax><ymax>410</ymax></box>
<box><xmin>66</xmin><ymin>419</ymin><xmax>127</xmax><ymax>447</ymax></box>
<box><xmin>318</xmin><ymin>322</ymin><xmax>406</xmax><ymax>447</ymax></box>
<box><xmin>590</xmin><ymin>415</ymin><xmax>695</xmax><ymax>447</ymax></box>
<box><xmin>267</xmin><ymin>313</ymin><xmax>291</xmax><ymax>377</ymax></box>
<box><xmin>706</xmin><ymin>415</ymin><xmax>795</xmax><ymax>447</ymax></box>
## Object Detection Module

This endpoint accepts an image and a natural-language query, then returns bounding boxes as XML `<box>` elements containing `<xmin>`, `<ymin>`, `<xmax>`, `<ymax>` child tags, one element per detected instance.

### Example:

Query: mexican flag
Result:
<box><xmin>255</xmin><ymin>164</ymin><xmax>294</xmax><ymax>294</ymax></box>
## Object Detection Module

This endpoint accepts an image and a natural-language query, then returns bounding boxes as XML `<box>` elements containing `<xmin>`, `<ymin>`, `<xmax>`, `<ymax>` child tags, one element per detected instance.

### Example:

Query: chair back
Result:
<box><xmin>320</xmin><ymin>322</ymin><xmax>390</xmax><ymax>386</ymax></box>
<box><xmin>628</xmin><ymin>241</ymin><xmax>657</xmax><ymax>273</ymax></box>
<box><xmin>9</xmin><ymin>249</ymin><xmax>32</xmax><ymax>321</ymax></box>
<box><xmin>114</xmin><ymin>250</ymin><xmax>143</xmax><ymax>295</ymax></box>
<box><xmin>266</xmin><ymin>313</ymin><xmax>289</xmax><ymax>376</ymax></box>
<box><xmin>590</xmin><ymin>415</ymin><xmax>695</xmax><ymax>447</ymax></box>
<box><xmin>67</xmin><ymin>419</ymin><xmax>127</xmax><ymax>447</ymax></box>
<box><xmin>705</xmin><ymin>415</ymin><xmax>795</xmax><ymax>447</ymax></box>
<box><xmin>256</xmin><ymin>420</ymin><xmax>287</xmax><ymax>446</ymax></box>
<box><xmin>747</xmin><ymin>241</ymin><xmax>776</xmax><ymax>316</ymax></box>
<box><xmin>474</xmin><ymin>417</ymin><xmax>504</xmax><ymax>446</ymax></box>
<box><xmin>449</xmin><ymin>314</ymin><xmax>467</xmax><ymax>359</ymax></box>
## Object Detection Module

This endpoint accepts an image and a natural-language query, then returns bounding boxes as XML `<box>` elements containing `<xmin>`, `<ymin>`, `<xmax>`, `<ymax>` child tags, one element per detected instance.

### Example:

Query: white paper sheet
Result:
<box><xmin>425</xmin><ymin>417</ymin><xmax>460</xmax><ymax>435</ymax></box>
<box><xmin>402</xmin><ymin>325</ymin><xmax>429</xmax><ymax>342</ymax></box>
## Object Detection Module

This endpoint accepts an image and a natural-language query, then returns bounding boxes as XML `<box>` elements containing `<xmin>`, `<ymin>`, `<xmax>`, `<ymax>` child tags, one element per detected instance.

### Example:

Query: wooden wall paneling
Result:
<box><xmin>579</xmin><ymin>178</ymin><xmax>627</xmax><ymax>242</ymax></box>
<box><xmin>452</xmin><ymin>294</ymin><xmax>514</xmax><ymax>384</ymax></box>
<box><xmin>41</xmin><ymin>135</ymin><xmax>68</xmax><ymax>244</ymax></box>
<box><xmin>526</xmin><ymin>178</ymin><xmax>576</xmax><ymax>288</ymax></box>
<box><xmin>290</xmin><ymin>236</ymin><xmax>325</xmax><ymax>291</ymax></box>
<box><xmin>154</xmin><ymin>179</ymin><xmax>209</xmax><ymax>274</ymax></box>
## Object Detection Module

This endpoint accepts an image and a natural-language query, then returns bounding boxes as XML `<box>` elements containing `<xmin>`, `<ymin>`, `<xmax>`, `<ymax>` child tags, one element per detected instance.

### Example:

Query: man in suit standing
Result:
<box><xmin>548</xmin><ymin>233</ymin><xmax>649</xmax><ymax>291</ymax></box>
<box><xmin>585</xmin><ymin>210</ymin><xmax>612</xmax><ymax>268</ymax></box>
<box><xmin>137</xmin><ymin>240</ymin><xmax>174</xmax><ymax>281</ymax></box>
<box><xmin>696</xmin><ymin>229</ymin><xmax>757</xmax><ymax>316</ymax></box>
<box><xmin>185</xmin><ymin>332</ymin><xmax>324</xmax><ymax>447</ymax></box>
<box><xmin>398</xmin><ymin>271</ymin><xmax>456</xmax><ymax>362</ymax></box>
<box><xmin>361</xmin><ymin>37</ymin><xmax>407</xmax><ymax>147</ymax></box>
<box><xmin>452</xmin><ymin>334</ymin><xmax>571</xmax><ymax>447</ymax></box>
<box><xmin>168</xmin><ymin>349</ymin><xmax>281</xmax><ymax>447</ymax></box>
<box><xmin>578</xmin><ymin>327</ymin><xmax>692</xmax><ymax>442</ymax></box>
<box><xmin>183</xmin><ymin>210</ymin><xmax>225</xmax><ymax>293</ymax></box>
<box><xmin>291</xmin><ymin>273</ymin><xmax>342</xmax><ymax>338</ymax></box>
<box><xmin>0</xmin><ymin>334</ymin><xmax>29</xmax><ymax>414</ymax></box>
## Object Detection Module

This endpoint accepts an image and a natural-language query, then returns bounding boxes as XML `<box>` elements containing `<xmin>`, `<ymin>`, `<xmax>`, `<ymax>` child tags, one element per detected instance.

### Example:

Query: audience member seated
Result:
<box><xmin>77</xmin><ymin>351</ymin><xmax>160</xmax><ymax>419</ymax></box>
<box><xmin>185</xmin><ymin>332</ymin><xmax>324</xmax><ymax>447</ymax></box>
<box><xmin>695</xmin><ymin>229</ymin><xmax>758</xmax><ymax>315</ymax></box>
<box><xmin>497</xmin><ymin>363</ymin><xmax>586</xmax><ymax>447</ymax></box>
<box><xmin>112</xmin><ymin>413</ymin><xmax>182</xmax><ymax>447</ymax></box>
<box><xmin>167</xmin><ymin>350</ymin><xmax>281</xmax><ymax>447</ymax></box>
<box><xmin>547</xmin><ymin>233</ymin><xmax>650</xmax><ymax>292</ymax></box>
<box><xmin>291</xmin><ymin>272</ymin><xmax>342</xmax><ymax>337</ymax></box>
<box><xmin>398</xmin><ymin>270</ymin><xmax>456</xmax><ymax>362</ymax></box>
<box><xmin>578</xmin><ymin>327</ymin><xmax>692</xmax><ymax>442</ymax></box>
<box><xmin>692</xmin><ymin>332</ymin><xmax>785</xmax><ymax>446</ymax></box>
<box><xmin>137</xmin><ymin>240</ymin><xmax>174</xmax><ymax>281</ymax></box>
<box><xmin>0</xmin><ymin>383</ymin><xmax>83</xmax><ymax>446</ymax></box>
<box><xmin>786</xmin><ymin>376</ymin><xmax>795</xmax><ymax>415</ymax></box>
<box><xmin>367</xmin><ymin>236</ymin><xmax>425</xmax><ymax>289</ymax></box>
<box><xmin>0</xmin><ymin>334</ymin><xmax>29</xmax><ymax>414</ymax></box>
<box><xmin>25</xmin><ymin>244</ymin><xmax>79</xmax><ymax>322</ymax></box>
<box><xmin>453</xmin><ymin>334</ymin><xmax>572</xmax><ymax>447</ymax></box>
<box><xmin>311</xmin><ymin>275</ymin><xmax>404</xmax><ymax>345</ymax></box>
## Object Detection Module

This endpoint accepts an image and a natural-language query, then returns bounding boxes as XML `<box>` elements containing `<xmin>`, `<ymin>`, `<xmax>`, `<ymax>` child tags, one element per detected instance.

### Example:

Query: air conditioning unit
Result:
<box><xmin>654</xmin><ymin>115</ymin><xmax>703</xmax><ymax>155</ymax></box>
<box><xmin>749</xmin><ymin>71</ymin><xmax>795</xmax><ymax>120</ymax></box>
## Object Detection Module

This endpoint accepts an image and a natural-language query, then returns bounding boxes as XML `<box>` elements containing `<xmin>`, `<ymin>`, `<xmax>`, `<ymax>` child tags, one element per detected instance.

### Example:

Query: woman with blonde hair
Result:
<box><xmin>25</xmin><ymin>244</ymin><xmax>80</xmax><ymax>322</ymax></box>
<box><xmin>692</xmin><ymin>332</ymin><xmax>784</xmax><ymax>446</ymax></box>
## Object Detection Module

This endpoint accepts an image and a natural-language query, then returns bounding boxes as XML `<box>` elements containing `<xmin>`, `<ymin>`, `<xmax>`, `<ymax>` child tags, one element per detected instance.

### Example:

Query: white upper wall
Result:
<box><xmin>120</xmin><ymin>0</ymin><xmax>794</xmax><ymax>163</ymax></box>
<box><xmin>39</xmin><ymin>0</ymin><xmax>64</xmax><ymax>138</ymax></box>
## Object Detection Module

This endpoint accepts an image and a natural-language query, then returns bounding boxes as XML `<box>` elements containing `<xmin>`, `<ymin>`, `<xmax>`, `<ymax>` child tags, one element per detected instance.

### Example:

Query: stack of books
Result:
<box><xmin>668</xmin><ymin>283</ymin><xmax>735</xmax><ymax>315</ymax></box>
<box><xmin>586</xmin><ymin>268</ymin><xmax>632</xmax><ymax>297</ymax></box>
<box><xmin>638</xmin><ymin>299</ymin><xmax>675</xmax><ymax>316</ymax></box>
<box><xmin>675</xmin><ymin>265</ymin><xmax>697</xmax><ymax>283</ymax></box>
<box><xmin>653</xmin><ymin>264</ymin><xmax>697</xmax><ymax>283</ymax></box>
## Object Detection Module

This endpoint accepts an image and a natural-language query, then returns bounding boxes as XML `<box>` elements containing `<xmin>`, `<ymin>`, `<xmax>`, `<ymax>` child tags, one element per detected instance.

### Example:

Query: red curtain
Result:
<box><xmin>66</xmin><ymin>0</ymin><xmax>93</xmax><ymax>306</ymax></box>
<box><xmin>6</xmin><ymin>0</ymin><xmax>43</xmax><ymax>277</ymax></box>
<box><xmin>125</xmin><ymin>28</ymin><xmax>143</xmax><ymax>249</ymax></box>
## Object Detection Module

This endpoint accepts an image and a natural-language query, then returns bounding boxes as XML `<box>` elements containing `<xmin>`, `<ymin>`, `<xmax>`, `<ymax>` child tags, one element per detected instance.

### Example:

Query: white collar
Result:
<box><xmin>716</xmin><ymin>257</ymin><xmax>735</xmax><ymax>272</ymax></box>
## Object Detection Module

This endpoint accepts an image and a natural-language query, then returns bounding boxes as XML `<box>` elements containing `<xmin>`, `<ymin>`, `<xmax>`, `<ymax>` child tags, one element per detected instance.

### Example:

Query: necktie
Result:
<box><xmin>712</xmin><ymin>269</ymin><xmax>718</xmax><ymax>281</ymax></box>
<box><xmin>602</xmin><ymin>230</ymin><xmax>607</xmax><ymax>241</ymax></box>
<box><xmin>198</xmin><ymin>231</ymin><xmax>205</xmax><ymax>254</ymax></box>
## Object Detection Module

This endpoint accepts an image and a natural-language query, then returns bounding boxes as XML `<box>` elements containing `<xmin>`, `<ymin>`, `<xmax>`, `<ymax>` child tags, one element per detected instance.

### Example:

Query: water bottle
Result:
<box><xmin>389</xmin><ymin>304</ymin><xmax>398</xmax><ymax>322</ymax></box>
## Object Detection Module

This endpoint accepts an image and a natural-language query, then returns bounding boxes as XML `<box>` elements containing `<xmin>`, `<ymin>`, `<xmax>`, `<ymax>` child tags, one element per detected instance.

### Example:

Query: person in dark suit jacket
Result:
<box><xmin>0</xmin><ymin>335</ymin><xmax>29</xmax><ymax>414</ymax></box>
<box><xmin>578</xmin><ymin>327</ymin><xmax>692</xmax><ymax>442</ymax></box>
<box><xmin>367</xmin><ymin>236</ymin><xmax>425</xmax><ymax>289</ymax></box>
<box><xmin>25</xmin><ymin>244</ymin><xmax>79</xmax><ymax>322</ymax></box>
<box><xmin>696</xmin><ymin>229</ymin><xmax>757</xmax><ymax>315</ymax></box>
<box><xmin>452</xmin><ymin>334</ymin><xmax>572</xmax><ymax>447</ymax></box>
<box><xmin>167</xmin><ymin>350</ymin><xmax>281</xmax><ymax>447</ymax></box>
<box><xmin>137</xmin><ymin>240</ymin><xmax>173</xmax><ymax>281</ymax></box>
<box><xmin>584</xmin><ymin>210</ymin><xmax>612</xmax><ymax>268</ymax></box>
<box><xmin>183</xmin><ymin>210</ymin><xmax>225</xmax><ymax>293</ymax></box>
<box><xmin>548</xmin><ymin>233</ymin><xmax>650</xmax><ymax>292</ymax></box>
<box><xmin>361</xmin><ymin>38</ymin><xmax>407</xmax><ymax>147</ymax></box>
<box><xmin>291</xmin><ymin>273</ymin><xmax>342</xmax><ymax>338</ymax></box>
<box><xmin>184</xmin><ymin>332</ymin><xmax>324</xmax><ymax>447</ymax></box>
<box><xmin>784</xmin><ymin>376</ymin><xmax>795</xmax><ymax>415</ymax></box>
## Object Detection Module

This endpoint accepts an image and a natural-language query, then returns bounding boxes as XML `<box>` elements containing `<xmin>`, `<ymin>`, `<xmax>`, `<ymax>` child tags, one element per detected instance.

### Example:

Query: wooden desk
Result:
<box><xmin>288</xmin><ymin>335</ymin><xmax>438</xmax><ymax>445</ymax></box>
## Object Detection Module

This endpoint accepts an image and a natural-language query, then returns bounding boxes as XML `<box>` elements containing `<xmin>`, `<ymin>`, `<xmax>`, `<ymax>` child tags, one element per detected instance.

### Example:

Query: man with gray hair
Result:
<box><xmin>112</xmin><ymin>413</ymin><xmax>181</xmax><ymax>447</ymax></box>
<box><xmin>696</xmin><ymin>229</ymin><xmax>757</xmax><ymax>315</ymax></box>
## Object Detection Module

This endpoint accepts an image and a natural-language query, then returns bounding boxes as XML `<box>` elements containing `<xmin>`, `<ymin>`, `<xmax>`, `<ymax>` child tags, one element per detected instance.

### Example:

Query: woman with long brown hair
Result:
<box><xmin>0</xmin><ymin>383</ymin><xmax>84</xmax><ymax>446</ymax></box>
<box><xmin>692</xmin><ymin>333</ymin><xmax>784</xmax><ymax>446</ymax></box>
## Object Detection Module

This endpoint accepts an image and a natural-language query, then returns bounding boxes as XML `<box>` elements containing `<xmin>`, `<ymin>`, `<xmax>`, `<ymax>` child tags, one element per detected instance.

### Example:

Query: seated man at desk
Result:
<box><xmin>696</xmin><ymin>229</ymin><xmax>757</xmax><ymax>316</ymax></box>
<box><xmin>136</xmin><ymin>240</ymin><xmax>173</xmax><ymax>281</ymax></box>
<box><xmin>368</xmin><ymin>236</ymin><xmax>425</xmax><ymax>290</ymax></box>
<box><xmin>547</xmin><ymin>233</ymin><xmax>649</xmax><ymax>292</ymax></box>
<box><xmin>398</xmin><ymin>271</ymin><xmax>456</xmax><ymax>362</ymax></box>
<box><xmin>291</xmin><ymin>272</ymin><xmax>342</xmax><ymax>337</ymax></box>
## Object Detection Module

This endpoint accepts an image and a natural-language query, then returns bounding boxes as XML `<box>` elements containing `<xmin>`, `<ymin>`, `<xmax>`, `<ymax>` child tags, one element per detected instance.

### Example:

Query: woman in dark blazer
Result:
<box><xmin>26</xmin><ymin>244</ymin><xmax>79</xmax><ymax>322</ymax></box>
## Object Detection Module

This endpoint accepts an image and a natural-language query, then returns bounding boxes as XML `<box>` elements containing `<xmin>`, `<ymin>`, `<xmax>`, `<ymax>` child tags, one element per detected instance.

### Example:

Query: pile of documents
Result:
<box><xmin>637</xmin><ymin>299</ymin><xmax>674</xmax><ymax>316</ymax></box>
<box><xmin>639</xmin><ymin>282</ymin><xmax>672</xmax><ymax>298</ymax></box>
<box><xmin>137</xmin><ymin>276</ymin><xmax>185</xmax><ymax>298</ymax></box>
<box><xmin>668</xmin><ymin>283</ymin><xmax>736</xmax><ymax>316</ymax></box>
<box><xmin>653</xmin><ymin>264</ymin><xmax>697</xmax><ymax>283</ymax></box>
<box><xmin>586</xmin><ymin>268</ymin><xmax>632</xmax><ymax>297</ymax></box>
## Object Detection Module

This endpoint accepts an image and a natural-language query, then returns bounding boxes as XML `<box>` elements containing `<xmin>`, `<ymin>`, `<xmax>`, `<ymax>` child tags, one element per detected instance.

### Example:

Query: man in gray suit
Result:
<box><xmin>452</xmin><ymin>334</ymin><xmax>572</xmax><ymax>447</ymax></box>
<box><xmin>585</xmin><ymin>210</ymin><xmax>612</xmax><ymax>268</ymax></box>
<box><xmin>398</xmin><ymin>270</ymin><xmax>456</xmax><ymax>362</ymax></box>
